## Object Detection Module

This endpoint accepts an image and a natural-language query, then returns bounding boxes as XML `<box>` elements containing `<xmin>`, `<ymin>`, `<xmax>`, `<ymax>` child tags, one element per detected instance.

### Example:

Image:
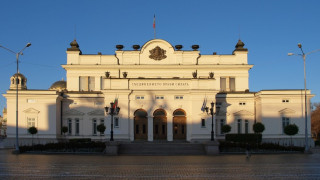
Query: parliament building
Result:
<box><xmin>3</xmin><ymin>38</ymin><xmax>314</xmax><ymax>147</ymax></box>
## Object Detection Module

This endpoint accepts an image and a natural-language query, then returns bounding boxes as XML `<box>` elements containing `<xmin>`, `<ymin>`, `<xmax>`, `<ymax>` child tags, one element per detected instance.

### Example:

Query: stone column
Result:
<box><xmin>167</xmin><ymin>114</ymin><xmax>173</xmax><ymax>141</ymax></box>
<box><xmin>148</xmin><ymin>116</ymin><xmax>153</xmax><ymax>141</ymax></box>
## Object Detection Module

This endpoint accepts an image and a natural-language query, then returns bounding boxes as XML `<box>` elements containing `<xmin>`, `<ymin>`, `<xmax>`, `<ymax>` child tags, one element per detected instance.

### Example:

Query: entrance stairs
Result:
<box><xmin>118</xmin><ymin>141</ymin><xmax>206</xmax><ymax>155</ymax></box>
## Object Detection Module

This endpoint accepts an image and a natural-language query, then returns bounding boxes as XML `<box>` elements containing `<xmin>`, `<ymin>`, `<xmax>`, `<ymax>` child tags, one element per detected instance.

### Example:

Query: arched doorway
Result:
<box><xmin>173</xmin><ymin>109</ymin><xmax>187</xmax><ymax>140</ymax></box>
<box><xmin>153</xmin><ymin>109</ymin><xmax>167</xmax><ymax>140</ymax></box>
<box><xmin>134</xmin><ymin>109</ymin><xmax>148</xmax><ymax>140</ymax></box>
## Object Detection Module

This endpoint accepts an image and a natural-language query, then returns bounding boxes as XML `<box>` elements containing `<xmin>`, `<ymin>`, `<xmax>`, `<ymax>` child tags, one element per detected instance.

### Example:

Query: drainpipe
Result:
<box><xmin>115</xmin><ymin>54</ymin><xmax>120</xmax><ymax>65</ymax></box>
<box><xmin>128</xmin><ymin>89</ymin><xmax>134</xmax><ymax>141</ymax></box>
<box><xmin>196</xmin><ymin>54</ymin><xmax>201</xmax><ymax>65</ymax></box>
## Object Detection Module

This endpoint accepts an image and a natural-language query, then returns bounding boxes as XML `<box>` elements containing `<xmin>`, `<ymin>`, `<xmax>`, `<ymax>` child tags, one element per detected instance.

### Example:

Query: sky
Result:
<box><xmin>0</xmin><ymin>0</ymin><xmax>320</xmax><ymax>116</ymax></box>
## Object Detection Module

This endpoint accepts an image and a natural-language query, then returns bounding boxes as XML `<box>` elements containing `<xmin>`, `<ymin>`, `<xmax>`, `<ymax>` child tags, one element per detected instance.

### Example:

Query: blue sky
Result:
<box><xmin>1</xmin><ymin>0</ymin><xmax>320</xmax><ymax>115</ymax></box>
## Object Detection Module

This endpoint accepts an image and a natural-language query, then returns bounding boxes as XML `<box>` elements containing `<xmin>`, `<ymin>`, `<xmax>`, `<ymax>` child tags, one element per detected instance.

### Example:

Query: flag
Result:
<box><xmin>113</xmin><ymin>96</ymin><xmax>118</xmax><ymax>109</ymax></box>
<box><xmin>201</xmin><ymin>96</ymin><xmax>207</xmax><ymax>112</ymax></box>
<box><xmin>153</xmin><ymin>14</ymin><xmax>156</xmax><ymax>29</ymax></box>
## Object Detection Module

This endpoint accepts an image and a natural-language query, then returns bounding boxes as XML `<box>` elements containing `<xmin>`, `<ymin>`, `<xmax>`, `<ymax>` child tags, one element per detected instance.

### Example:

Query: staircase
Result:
<box><xmin>118</xmin><ymin>141</ymin><xmax>206</xmax><ymax>155</ymax></box>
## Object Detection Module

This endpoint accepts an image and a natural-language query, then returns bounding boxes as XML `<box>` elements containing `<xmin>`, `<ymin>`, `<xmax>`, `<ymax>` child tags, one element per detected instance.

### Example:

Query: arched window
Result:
<box><xmin>173</xmin><ymin>109</ymin><xmax>186</xmax><ymax>116</ymax></box>
<box><xmin>134</xmin><ymin>109</ymin><xmax>148</xmax><ymax>117</ymax></box>
<box><xmin>153</xmin><ymin>109</ymin><xmax>166</xmax><ymax>116</ymax></box>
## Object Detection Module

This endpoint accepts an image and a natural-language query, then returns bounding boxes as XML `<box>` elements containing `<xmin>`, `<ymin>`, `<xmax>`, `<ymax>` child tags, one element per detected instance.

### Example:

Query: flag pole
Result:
<box><xmin>153</xmin><ymin>14</ymin><xmax>156</xmax><ymax>39</ymax></box>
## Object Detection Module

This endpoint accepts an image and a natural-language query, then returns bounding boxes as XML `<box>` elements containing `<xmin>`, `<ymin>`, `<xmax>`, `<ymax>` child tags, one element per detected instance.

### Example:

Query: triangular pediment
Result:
<box><xmin>87</xmin><ymin>109</ymin><xmax>105</xmax><ymax>116</ymax></box>
<box><xmin>63</xmin><ymin>109</ymin><xmax>85</xmax><ymax>116</ymax></box>
<box><xmin>279</xmin><ymin>108</ymin><xmax>295</xmax><ymax>115</ymax></box>
<box><xmin>234</xmin><ymin>110</ymin><xmax>254</xmax><ymax>116</ymax></box>
<box><xmin>23</xmin><ymin>108</ymin><xmax>40</xmax><ymax>114</ymax></box>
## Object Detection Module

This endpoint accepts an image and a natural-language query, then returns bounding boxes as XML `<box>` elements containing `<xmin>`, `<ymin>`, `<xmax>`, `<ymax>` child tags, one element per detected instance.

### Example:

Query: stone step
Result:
<box><xmin>119</xmin><ymin>142</ymin><xmax>206</xmax><ymax>155</ymax></box>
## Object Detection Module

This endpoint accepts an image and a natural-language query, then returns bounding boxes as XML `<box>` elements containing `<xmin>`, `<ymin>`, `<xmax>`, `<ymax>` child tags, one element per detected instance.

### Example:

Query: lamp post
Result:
<box><xmin>105</xmin><ymin>102</ymin><xmax>120</xmax><ymax>141</ymax></box>
<box><xmin>205</xmin><ymin>102</ymin><xmax>220</xmax><ymax>141</ymax></box>
<box><xmin>0</xmin><ymin>43</ymin><xmax>31</xmax><ymax>153</ymax></box>
<box><xmin>288</xmin><ymin>43</ymin><xmax>320</xmax><ymax>153</ymax></box>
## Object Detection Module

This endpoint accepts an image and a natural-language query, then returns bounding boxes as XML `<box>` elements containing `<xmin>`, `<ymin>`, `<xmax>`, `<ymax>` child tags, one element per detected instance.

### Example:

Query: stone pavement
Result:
<box><xmin>1</xmin><ymin>149</ymin><xmax>320</xmax><ymax>179</ymax></box>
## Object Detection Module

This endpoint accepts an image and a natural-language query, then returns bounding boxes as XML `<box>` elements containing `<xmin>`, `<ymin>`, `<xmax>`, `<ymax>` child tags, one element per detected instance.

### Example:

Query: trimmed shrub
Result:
<box><xmin>253</xmin><ymin>122</ymin><xmax>265</xmax><ymax>134</ymax></box>
<box><xmin>221</xmin><ymin>124</ymin><xmax>231</xmax><ymax>134</ymax></box>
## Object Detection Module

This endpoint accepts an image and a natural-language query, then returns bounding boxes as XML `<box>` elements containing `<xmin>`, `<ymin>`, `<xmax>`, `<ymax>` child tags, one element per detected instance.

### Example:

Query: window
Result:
<box><xmin>220</xmin><ymin>119</ymin><xmax>225</xmax><ymax>134</ymax></box>
<box><xmin>88</xmin><ymin>77</ymin><xmax>95</xmax><ymax>91</ymax></box>
<box><xmin>237</xmin><ymin>119</ymin><xmax>242</xmax><ymax>134</ymax></box>
<box><xmin>93</xmin><ymin>119</ymin><xmax>97</xmax><ymax>135</ymax></box>
<box><xmin>100</xmin><ymin>119</ymin><xmax>105</xmax><ymax>135</ymax></box>
<box><xmin>216</xmin><ymin>102</ymin><xmax>222</xmax><ymax>106</ymax></box>
<box><xmin>100</xmin><ymin>76</ymin><xmax>104</xmax><ymax>90</ymax></box>
<box><xmin>245</xmin><ymin>120</ymin><xmax>249</xmax><ymax>134</ymax></box>
<box><xmin>79</xmin><ymin>76</ymin><xmax>95</xmax><ymax>91</ymax></box>
<box><xmin>27</xmin><ymin>117</ymin><xmax>35</xmax><ymax>128</ymax></box>
<box><xmin>282</xmin><ymin>117</ymin><xmax>290</xmax><ymax>133</ymax></box>
<box><xmin>201</xmin><ymin>119</ymin><xmax>206</xmax><ymax>128</ymax></box>
<box><xmin>68</xmin><ymin>118</ymin><xmax>72</xmax><ymax>135</ymax></box>
<box><xmin>136</xmin><ymin>96</ymin><xmax>145</xmax><ymax>100</ymax></box>
<box><xmin>220</xmin><ymin>78</ymin><xmax>226</xmax><ymax>91</ymax></box>
<box><xmin>75</xmin><ymin>118</ymin><xmax>80</xmax><ymax>135</ymax></box>
<box><xmin>156</xmin><ymin>95</ymin><xmax>164</xmax><ymax>100</ymax></box>
<box><xmin>229</xmin><ymin>77</ymin><xmax>235</xmax><ymax>91</ymax></box>
<box><xmin>27</xmin><ymin>99</ymin><xmax>36</xmax><ymax>103</ymax></box>
<box><xmin>114</xmin><ymin>117</ymin><xmax>119</xmax><ymax>128</ymax></box>
<box><xmin>282</xmin><ymin>99</ymin><xmax>290</xmax><ymax>103</ymax></box>
<box><xmin>174</xmin><ymin>95</ymin><xmax>183</xmax><ymax>100</ymax></box>
<box><xmin>239</xmin><ymin>102</ymin><xmax>246</xmax><ymax>106</ymax></box>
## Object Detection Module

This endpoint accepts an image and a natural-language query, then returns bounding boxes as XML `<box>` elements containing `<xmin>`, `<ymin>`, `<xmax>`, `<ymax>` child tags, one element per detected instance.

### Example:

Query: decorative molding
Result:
<box><xmin>87</xmin><ymin>109</ymin><xmax>105</xmax><ymax>116</ymax></box>
<box><xmin>149</xmin><ymin>46</ymin><xmax>167</xmax><ymax>60</ymax></box>
<box><xmin>233</xmin><ymin>110</ymin><xmax>254</xmax><ymax>116</ymax></box>
<box><xmin>279</xmin><ymin>108</ymin><xmax>295</xmax><ymax>115</ymax></box>
<box><xmin>63</xmin><ymin>109</ymin><xmax>85</xmax><ymax>116</ymax></box>
<box><xmin>23</xmin><ymin>108</ymin><xmax>40</xmax><ymax>114</ymax></box>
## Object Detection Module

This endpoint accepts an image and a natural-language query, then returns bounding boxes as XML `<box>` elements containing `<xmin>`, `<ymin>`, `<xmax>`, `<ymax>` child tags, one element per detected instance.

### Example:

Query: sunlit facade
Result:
<box><xmin>3</xmin><ymin>39</ymin><xmax>314</xmax><ymax>147</ymax></box>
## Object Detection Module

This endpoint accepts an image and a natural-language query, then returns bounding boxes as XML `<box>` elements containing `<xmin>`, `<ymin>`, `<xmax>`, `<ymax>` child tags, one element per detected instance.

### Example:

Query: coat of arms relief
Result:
<box><xmin>149</xmin><ymin>46</ymin><xmax>167</xmax><ymax>60</ymax></box>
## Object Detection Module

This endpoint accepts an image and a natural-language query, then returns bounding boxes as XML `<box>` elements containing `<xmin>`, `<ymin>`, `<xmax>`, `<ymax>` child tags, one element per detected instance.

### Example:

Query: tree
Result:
<box><xmin>311</xmin><ymin>103</ymin><xmax>320</xmax><ymax>140</ymax></box>
<box><xmin>253</xmin><ymin>122</ymin><xmax>265</xmax><ymax>134</ymax></box>
<box><xmin>97</xmin><ymin>124</ymin><xmax>106</xmax><ymax>137</ymax></box>
<box><xmin>221</xmin><ymin>124</ymin><xmax>231</xmax><ymax>134</ymax></box>
<box><xmin>28</xmin><ymin>126</ymin><xmax>38</xmax><ymax>146</ymax></box>
<box><xmin>284</xmin><ymin>124</ymin><xmax>299</xmax><ymax>146</ymax></box>
<box><xmin>61</xmin><ymin>126</ymin><xmax>68</xmax><ymax>136</ymax></box>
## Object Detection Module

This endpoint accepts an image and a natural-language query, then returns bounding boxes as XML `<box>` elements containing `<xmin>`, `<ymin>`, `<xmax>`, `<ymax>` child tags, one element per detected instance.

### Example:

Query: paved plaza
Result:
<box><xmin>0</xmin><ymin>149</ymin><xmax>320</xmax><ymax>179</ymax></box>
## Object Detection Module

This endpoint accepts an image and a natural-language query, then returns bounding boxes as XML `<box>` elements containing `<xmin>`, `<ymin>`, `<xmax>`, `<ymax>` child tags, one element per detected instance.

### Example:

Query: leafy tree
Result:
<box><xmin>61</xmin><ymin>126</ymin><xmax>68</xmax><ymax>136</ymax></box>
<box><xmin>284</xmin><ymin>124</ymin><xmax>299</xmax><ymax>146</ymax></box>
<box><xmin>97</xmin><ymin>124</ymin><xmax>106</xmax><ymax>137</ymax></box>
<box><xmin>311</xmin><ymin>103</ymin><xmax>320</xmax><ymax>140</ymax></box>
<box><xmin>253</xmin><ymin>122</ymin><xmax>265</xmax><ymax>134</ymax></box>
<box><xmin>28</xmin><ymin>126</ymin><xmax>38</xmax><ymax>146</ymax></box>
<box><xmin>221</xmin><ymin>124</ymin><xmax>231</xmax><ymax>134</ymax></box>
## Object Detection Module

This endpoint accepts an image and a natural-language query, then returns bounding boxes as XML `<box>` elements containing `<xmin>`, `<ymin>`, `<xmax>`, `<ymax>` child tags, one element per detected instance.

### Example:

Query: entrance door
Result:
<box><xmin>173</xmin><ymin>109</ymin><xmax>186</xmax><ymax>140</ymax></box>
<box><xmin>153</xmin><ymin>109</ymin><xmax>167</xmax><ymax>140</ymax></box>
<box><xmin>134</xmin><ymin>109</ymin><xmax>148</xmax><ymax>140</ymax></box>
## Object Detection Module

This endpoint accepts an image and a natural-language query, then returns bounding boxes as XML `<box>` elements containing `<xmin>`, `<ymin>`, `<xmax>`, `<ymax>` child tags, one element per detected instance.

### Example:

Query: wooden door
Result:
<box><xmin>173</xmin><ymin>116</ymin><xmax>186</xmax><ymax>140</ymax></box>
<box><xmin>153</xmin><ymin>116</ymin><xmax>167</xmax><ymax>140</ymax></box>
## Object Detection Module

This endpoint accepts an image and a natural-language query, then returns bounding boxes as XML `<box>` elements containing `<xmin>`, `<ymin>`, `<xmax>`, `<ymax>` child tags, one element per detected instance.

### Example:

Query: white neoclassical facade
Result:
<box><xmin>3</xmin><ymin>39</ymin><xmax>314</xmax><ymax>147</ymax></box>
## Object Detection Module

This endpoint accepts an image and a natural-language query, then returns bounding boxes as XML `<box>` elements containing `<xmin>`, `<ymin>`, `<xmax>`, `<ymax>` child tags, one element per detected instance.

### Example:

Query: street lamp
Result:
<box><xmin>0</xmin><ymin>43</ymin><xmax>31</xmax><ymax>153</ymax></box>
<box><xmin>105</xmin><ymin>102</ymin><xmax>120</xmax><ymax>141</ymax></box>
<box><xmin>205</xmin><ymin>102</ymin><xmax>220</xmax><ymax>141</ymax></box>
<box><xmin>288</xmin><ymin>43</ymin><xmax>320</xmax><ymax>153</ymax></box>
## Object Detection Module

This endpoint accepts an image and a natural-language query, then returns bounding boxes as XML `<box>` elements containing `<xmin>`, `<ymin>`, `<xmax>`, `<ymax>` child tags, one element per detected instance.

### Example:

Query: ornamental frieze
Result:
<box><xmin>149</xmin><ymin>46</ymin><xmax>167</xmax><ymax>60</ymax></box>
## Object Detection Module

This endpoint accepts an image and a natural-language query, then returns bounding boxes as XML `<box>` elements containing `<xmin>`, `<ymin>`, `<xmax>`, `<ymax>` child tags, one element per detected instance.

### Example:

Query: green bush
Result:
<box><xmin>19</xmin><ymin>140</ymin><xmax>106</xmax><ymax>153</ymax></box>
<box><xmin>219</xmin><ymin>141</ymin><xmax>304</xmax><ymax>152</ymax></box>
<box><xmin>69</xmin><ymin>138</ymin><xmax>91</xmax><ymax>143</ymax></box>
<box><xmin>225</xmin><ymin>133</ymin><xmax>262</xmax><ymax>143</ymax></box>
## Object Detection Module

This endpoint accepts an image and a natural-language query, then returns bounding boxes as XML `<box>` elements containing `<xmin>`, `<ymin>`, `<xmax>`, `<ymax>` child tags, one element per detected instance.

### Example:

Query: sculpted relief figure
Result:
<box><xmin>149</xmin><ymin>46</ymin><xmax>167</xmax><ymax>60</ymax></box>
